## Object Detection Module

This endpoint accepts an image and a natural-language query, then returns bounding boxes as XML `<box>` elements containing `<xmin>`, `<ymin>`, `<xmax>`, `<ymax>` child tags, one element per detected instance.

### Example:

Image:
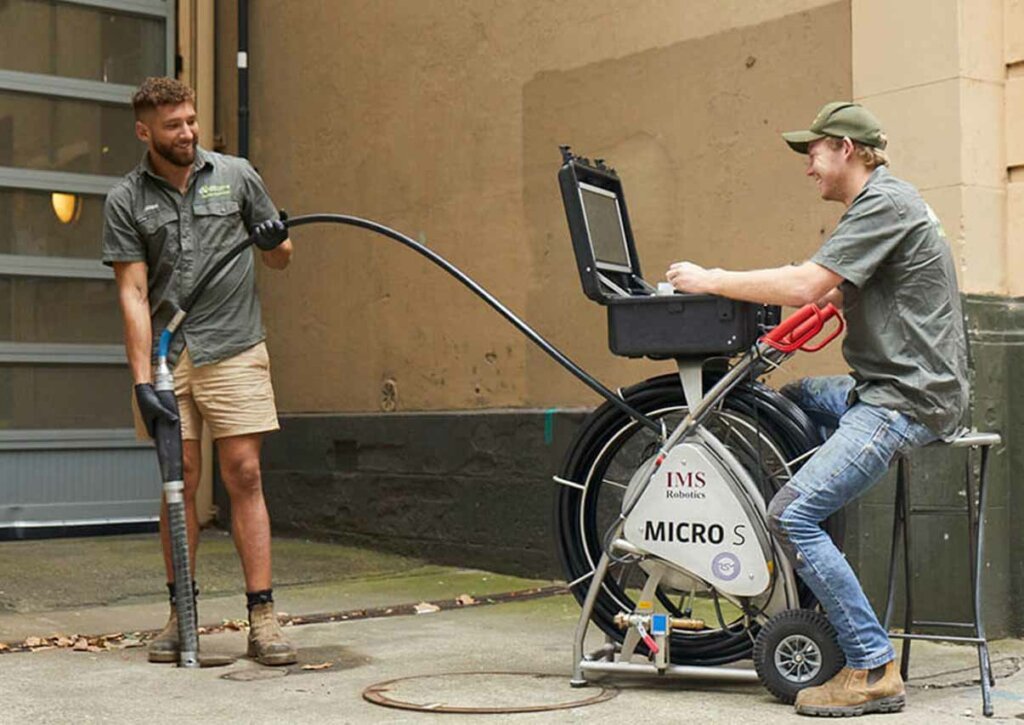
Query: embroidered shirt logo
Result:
<box><xmin>198</xmin><ymin>184</ymin><xmax>231</xmax><ymax>199</ymax></box>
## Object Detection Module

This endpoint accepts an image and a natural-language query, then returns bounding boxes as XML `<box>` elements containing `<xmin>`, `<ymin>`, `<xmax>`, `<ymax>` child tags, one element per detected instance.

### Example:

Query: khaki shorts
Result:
<box><xmin>132</xmin><ymin>342</ymin><xmax>280</xmax><ymax>441</ymax></box>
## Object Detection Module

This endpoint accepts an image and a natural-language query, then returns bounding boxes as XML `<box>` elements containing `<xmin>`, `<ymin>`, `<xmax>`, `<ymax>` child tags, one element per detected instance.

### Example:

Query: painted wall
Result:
<box><xmin>206</xmin><ymin>0</ymin><xmax>1024</xmax><ymax>636</ymax></box>
<box><xmin>214</xmin><ymin>0</ymin><xmax>853</xmax><ymax>414</ymax></box>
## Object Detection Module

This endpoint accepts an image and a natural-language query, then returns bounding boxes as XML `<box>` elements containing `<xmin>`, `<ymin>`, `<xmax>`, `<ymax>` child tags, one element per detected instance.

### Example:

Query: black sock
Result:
<box><xmin>246</xmin><ymin>588</ymin><xmax>274</xmax><ymax>612</ymax></box>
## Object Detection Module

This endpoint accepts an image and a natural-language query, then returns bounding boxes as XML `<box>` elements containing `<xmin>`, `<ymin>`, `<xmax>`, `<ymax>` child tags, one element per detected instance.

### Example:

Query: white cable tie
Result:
<box><xmin>552</xmin><ymin>476</ymin><xmax>586</xmax><ymax>491</ymax></box>
<box><xmin>567</xmin><ymin>570</ymin><xmax>595</xmax><ymax>588</ymax></box>
<box><xmin>237</xmin><ymin>51</ymin><xmax>248</xmax><ymax>69</ymax></box>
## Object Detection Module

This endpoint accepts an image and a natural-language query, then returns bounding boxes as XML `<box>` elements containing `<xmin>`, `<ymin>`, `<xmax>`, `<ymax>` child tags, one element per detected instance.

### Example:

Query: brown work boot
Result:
<box><xmin>247</xmin><ymin>602</ymin><xmax>297</xmax><ymax>666</ymax></box>
<box><xmin>147</xmin><ymin>609</ymin><xmax>179</xmax><ymax>663</ymax></box>
<box><xmin>795</xmin><ymin>660</ymin><xmax>905</xmax><ymax>716</ymax></box>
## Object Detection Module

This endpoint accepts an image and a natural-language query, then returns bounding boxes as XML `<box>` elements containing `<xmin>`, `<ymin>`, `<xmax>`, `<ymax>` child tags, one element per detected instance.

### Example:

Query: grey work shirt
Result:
<box><xmin>101</xmin><ymin>147</ymin><xmax>278</xmax><ymax>367</ymax></box>
<box><xmin>811</xmin><ymin>166</ymin><xmax>968</xmax><ymax>435</ymax></box>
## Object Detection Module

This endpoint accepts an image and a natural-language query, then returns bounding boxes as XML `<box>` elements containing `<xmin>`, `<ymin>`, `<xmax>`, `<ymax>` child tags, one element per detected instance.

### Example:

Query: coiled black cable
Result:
<box><xmin>554</xmin><ymin>371</ymin><xmax>839</xmax><ymax>667</ymax></box>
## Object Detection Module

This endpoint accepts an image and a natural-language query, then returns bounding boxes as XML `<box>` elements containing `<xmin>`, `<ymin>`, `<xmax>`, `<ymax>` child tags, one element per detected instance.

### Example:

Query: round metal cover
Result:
<box><xmin>363</xmin><ymin>671</ymin><xmax>617</xmax><ymax>714</ymax></box>
<box><xmin>221</xmin><ymin>668</ymin><xmax>288</xmax><ymax>682</ymax></box>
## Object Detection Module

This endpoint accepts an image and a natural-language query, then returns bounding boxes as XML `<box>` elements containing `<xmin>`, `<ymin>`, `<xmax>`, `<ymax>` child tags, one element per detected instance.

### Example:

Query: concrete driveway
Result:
<box><xmin>2</xmin><ymin>533</ymin><xmax>1021</xmax><ymax>723</ymax></box>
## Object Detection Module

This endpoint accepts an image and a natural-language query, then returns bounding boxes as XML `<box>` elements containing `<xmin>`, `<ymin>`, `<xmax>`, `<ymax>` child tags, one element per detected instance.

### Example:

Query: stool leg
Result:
<box><xmin>898</xmin><ymin>456</ymin><xmax>913</xmax><ymax>681</ymax></box>
<box><xmin>972</xmin><ymin>445</ymin><xmax>994</xmax><ymax>716</ymax></box>
<box><xmin>883</xmin><ymin>456</ymin><xmax>906</xmax><ymax>631</ymax></box>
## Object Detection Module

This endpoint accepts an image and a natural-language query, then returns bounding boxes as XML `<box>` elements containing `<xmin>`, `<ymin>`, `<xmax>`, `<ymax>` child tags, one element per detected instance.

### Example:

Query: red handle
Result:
<box><xmin>761</xmin><ymin>303</ymin><xmax>844</xmax><ymax>353</ymax></box>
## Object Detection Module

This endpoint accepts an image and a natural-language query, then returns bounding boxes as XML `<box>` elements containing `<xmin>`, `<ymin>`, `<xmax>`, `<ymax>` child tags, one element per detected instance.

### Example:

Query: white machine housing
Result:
<box><xmin>622</xmin><ymin>428</ymin><xmax>776</xmax><ymax>598</ymax></box>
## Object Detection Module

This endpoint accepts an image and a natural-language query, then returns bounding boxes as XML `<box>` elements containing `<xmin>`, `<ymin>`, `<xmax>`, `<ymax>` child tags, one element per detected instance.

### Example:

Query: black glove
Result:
<box><xmin>135</xmin><ymin>383</ymin><xmax>179</xmax><ymax>438</ymax></box>
<box><xmin>252</xmin><ymin>219</ymin><xmax>288</xmax><ymax>251</ymax></box>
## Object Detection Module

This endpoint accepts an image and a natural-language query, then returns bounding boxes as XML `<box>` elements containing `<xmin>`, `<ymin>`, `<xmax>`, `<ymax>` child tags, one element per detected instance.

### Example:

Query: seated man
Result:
<box><xmin>666</xmin><ymin>101</ymin><xmax>968</xmax><ymax>717</ymax></box>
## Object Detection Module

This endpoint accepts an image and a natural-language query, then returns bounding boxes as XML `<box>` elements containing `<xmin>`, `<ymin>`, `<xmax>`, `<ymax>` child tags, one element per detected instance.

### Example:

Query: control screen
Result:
<box><xmin>579</xmin><ymin>182</ymin><xmax>631</xmax><ymax>273</ymax></box>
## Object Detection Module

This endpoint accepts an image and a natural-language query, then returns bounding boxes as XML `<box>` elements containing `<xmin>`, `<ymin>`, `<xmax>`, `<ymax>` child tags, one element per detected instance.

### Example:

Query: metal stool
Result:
<box><xmin>882</xmin><ymin>429</ymin><xmax>1001</xmax><ymax>717</ymax></box>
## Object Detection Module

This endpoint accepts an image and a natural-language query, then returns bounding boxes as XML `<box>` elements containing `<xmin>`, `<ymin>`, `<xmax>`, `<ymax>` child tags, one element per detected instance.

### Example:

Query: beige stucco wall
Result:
<box><xmin>1006</xmin><ymin>0</ymin><xmax>1024</xmax><ymax>294</ymax></box>
<box><xmin>853</xmin><ymin>0</ymin><xmax>1008</xmax><ymax>297</ymax></box>
<box><xmin>215</xmin><ymin>0</ymin><xmax>854</xmax><ymax>414</ymax></box>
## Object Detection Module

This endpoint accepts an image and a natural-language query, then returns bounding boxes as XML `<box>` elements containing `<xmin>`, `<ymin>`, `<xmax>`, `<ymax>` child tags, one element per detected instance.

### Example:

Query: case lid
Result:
<box><xmin>558</xmin><ymin>147</ymin><xmax>646</xmax><ymax>303</ymax></box>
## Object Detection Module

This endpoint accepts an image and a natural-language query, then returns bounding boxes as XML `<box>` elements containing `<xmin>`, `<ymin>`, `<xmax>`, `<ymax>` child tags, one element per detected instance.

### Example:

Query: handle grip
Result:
<box><xmin>153</xmin><ymin>390</ymin><xmax>183</xmax><ymax>482</ymax></box>
<box><xmin>761</xmin><ymin>303</ymin><xmax>844</xmax><ymax>353</ymax></box>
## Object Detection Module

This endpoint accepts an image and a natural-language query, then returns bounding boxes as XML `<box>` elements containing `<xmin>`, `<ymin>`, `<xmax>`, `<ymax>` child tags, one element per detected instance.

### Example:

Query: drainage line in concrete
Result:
<box><xmin>274</xmin><ymin>584</ymin><xmax>568</xmax><ymax>627</ymax></box>
<box><xmin>0</xmin><ymin>584</ymin><xmax>569</xmax><ymax>655</ymax></box>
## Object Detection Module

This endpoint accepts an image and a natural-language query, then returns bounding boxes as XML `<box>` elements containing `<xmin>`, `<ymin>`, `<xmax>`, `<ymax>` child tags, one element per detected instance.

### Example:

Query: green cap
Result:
<box><xmin>782</xmin><ymin>101</ymin><xmax>887</xmax><ymax>154</ymax></box>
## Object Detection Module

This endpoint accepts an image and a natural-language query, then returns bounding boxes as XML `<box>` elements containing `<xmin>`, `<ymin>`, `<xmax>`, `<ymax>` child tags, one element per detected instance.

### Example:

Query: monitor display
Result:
<box><xmin>579</xmin><ymin>182</ymin><xmax>632</xmax><ymax>274</ymax></box>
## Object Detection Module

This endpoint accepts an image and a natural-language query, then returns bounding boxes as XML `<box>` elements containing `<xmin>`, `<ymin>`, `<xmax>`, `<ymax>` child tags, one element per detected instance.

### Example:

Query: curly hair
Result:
<box><xmin>132</xmin><ymin>77</ymin><xmax>195</xmax><ymax>118</ymax></box>
<box><xmin>825</xmin><ymin>135</ymin><xmax>889</xmax><ymax>169</ymax></box>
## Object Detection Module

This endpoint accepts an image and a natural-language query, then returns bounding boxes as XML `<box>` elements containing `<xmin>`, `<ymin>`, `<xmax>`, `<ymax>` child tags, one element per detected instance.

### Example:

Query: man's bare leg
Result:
<box><xmin>216</xmin><ymin>433</ymin><xmax>295</xmax><ymax>665</ymax></box>
<box><xmin>216</xmin><ymin>433</ymin><xmax>271</xmax><ymax>590</ymax></box>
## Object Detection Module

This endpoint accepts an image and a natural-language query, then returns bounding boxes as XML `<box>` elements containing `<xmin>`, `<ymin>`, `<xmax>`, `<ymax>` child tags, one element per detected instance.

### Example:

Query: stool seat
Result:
<box><xmin>883</xmin><ymin>428</ymin><xmax>999</xmax><ymax>717</ymax></box>
<box><xmin>937</xmin><ymin>429</ymin><xmax>1002</xmax><ymax>449</ymax></box>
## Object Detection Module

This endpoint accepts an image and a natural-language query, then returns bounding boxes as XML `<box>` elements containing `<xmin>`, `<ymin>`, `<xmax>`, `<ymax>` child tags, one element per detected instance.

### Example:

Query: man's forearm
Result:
<box><xmin>115</xmin><ymin>280</ymin><xmax>153</xmax><ymax>384</ymax></box>
<box><xmin>707</xmin><ymin>265</ymin><xmax>824</xmax><ymax>307</ymax></box>
<box><xmin>260</xmin><ymin>239</ymin><xmax>293</xmax><ymax>270</ymax></box>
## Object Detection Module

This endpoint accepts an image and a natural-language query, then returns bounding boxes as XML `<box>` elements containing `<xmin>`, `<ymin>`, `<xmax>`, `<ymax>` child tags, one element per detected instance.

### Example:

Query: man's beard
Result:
<box><xmin>153</xmin><ymin>137</ymin><xmax>196</xmax><ymax>167</ymax></box>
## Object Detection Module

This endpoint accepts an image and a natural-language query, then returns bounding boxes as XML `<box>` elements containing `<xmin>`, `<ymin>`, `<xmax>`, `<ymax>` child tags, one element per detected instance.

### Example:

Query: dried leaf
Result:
<box><xmin>53</xmin><ymin>637</ymin><xmax>75</xmax><ymax>648</ymax></box>
<box><xmin>455</xmin><ymin>594</ymin><xmax>476</xmax><ymax>606</ymax></box>
<box><xmin>0</xmin><ymin>642</ymin><xmax>9</xmax><ymax>652</ymax></box>
<box><xmin>414</xmin><ymin>601</ymin><xmax>440</xmax><ymax>615</ymax></box>
<box><xmin>301</xmin><ymin>662</ymin><xmax>333</xmax><ymax>671</ymax></box>
<box><xmin>86</xmin><ymin>645</ymin><xmax>102</xmax><ymax>653</ymax></box>
<box><xmin>72</xmin><ymin>638</ymin><xmax>89</xmax><ymax>651</ymax></box>
<box><xmin>23</xmin><ymin>637</ymin><xmax>43</xmax><ymax>648</ymax></box>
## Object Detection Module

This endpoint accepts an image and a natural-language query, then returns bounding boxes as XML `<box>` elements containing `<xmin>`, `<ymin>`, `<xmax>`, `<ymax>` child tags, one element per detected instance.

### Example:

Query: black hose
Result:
<box><xmin>174</xmin><ymin>213</ymin><xmax>662</xmax><ymax>435</ymax></box>
<box><xmin>285</xmin><ymin>215</ymin><xmax>661</xmax><ymax>432</ymax></box>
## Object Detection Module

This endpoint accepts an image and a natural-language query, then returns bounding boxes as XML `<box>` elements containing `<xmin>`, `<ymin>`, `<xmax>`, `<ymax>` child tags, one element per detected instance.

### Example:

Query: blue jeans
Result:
<box><xmin>767</xmin><ymin>376</ymin><xmax>938</xmax><ymax>669</ymax></box>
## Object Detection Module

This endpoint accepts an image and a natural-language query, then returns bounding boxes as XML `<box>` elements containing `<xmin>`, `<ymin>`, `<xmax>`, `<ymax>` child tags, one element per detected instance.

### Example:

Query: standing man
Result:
<box><xmin>102</xmin><ymin>77</ymin><xmax>297</xmax><ymax>666</ymax></box>
<box><xmin>666</xmin><ymin>101</ymin><xmax>968</xmax><ymax>716</ymax></box>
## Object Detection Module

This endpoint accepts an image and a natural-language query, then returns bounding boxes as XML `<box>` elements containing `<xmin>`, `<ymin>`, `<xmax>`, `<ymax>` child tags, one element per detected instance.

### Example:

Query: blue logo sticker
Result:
<box><xmin>711</xmin><ymin>552</ymin><xmax>741</xmax><ymax>581</ymax></box>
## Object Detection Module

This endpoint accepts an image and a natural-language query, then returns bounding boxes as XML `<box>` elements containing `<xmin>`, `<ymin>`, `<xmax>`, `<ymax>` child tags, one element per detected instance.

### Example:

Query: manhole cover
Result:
<box><xmin>363</xmin><ymin>672</ymin><xmax>617</xmax><ymax>714</ymax></box>
<box><xmin>221</xmin><ymin>668</ymin><xmax>288</xmax><ymax>682</ymax></box>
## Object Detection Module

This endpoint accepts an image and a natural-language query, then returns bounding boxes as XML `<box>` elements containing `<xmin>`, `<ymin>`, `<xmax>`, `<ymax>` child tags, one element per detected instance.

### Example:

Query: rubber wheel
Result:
<box><xmin>753</xmin><ymin>608</ymin><xmax>845</xmax><ymax>704</ymax></box>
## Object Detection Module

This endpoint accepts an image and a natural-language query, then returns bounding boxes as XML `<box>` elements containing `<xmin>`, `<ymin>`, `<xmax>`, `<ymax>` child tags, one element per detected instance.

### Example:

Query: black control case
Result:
<box><xmin>558</xmin><ymin>147</ymin><xmax>779</xmax><ymax>359</ymax></box>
